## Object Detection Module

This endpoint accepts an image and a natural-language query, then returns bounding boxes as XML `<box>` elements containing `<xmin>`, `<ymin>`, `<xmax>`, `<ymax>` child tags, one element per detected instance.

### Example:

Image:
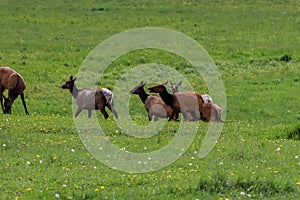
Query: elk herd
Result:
<box><xmin>0</xmin><ymin>66</ymin><xmax>224</xmax><ymax>123</ymax></box>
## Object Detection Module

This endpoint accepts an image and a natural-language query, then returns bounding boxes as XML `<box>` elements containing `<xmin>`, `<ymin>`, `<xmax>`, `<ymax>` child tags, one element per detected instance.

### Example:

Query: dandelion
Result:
<box><xmin>273</xmin><ymin>170</ymin><xmax>279</xmax><ymax>174</ymax></box>
<box><xmin>189</xmin><ymin>163</ymin><xmax>193</xmax><ymax>166</ymax></box>
<box><xmin>55</xmin><ymin>193</ymin><xmax>60</xmax><ymax>198</ymax></box>
<box><xmin>93</xmin><ymin>166</ymin><xmax>97</xmax><ymax>169</ymax></box>
<box><xmin>39</xmin><ymin>160</ymin><xmax>43</xmax><ymax>164</ymax></box>
<box><xmin>3</xmin><ymin>144</ymin><xmax>6</xmax><ymax>147</ymax></box>
<box><xmin>295</xmin><ymin>155</ymin><xmax>299</xmax><ymax>159</ymax></box>
<box><xmin>240</xmin><ymin>191</ymin><xmax>246</xmax><ymax>196</ymax></box>
<box><xmin>36</xmin><ymin>155</ymin><xmax>40</xmax><ymax>158</ymax></box>
<box><xmin>167</xmin><ymin>175</ymin><xmax>172</xmax><ymax>179</ymax></box>
<box><xmin>100</xmin><ymin>186</ymin><xmax>105</xmax><ymax>190</ymax></box>
<box><xmin>94</xmin><ymin>188</ymin><xmax>99</xmax><ymax>192</ymax></box>
<box><xmin>27</xmin><ymin>188</ymin><xmax>33</xmax><ymax>192</ymax></box>
<box><xmin>62</xmin><ymin>184</ymin><xmax>67</xmax><ymax>188</ymax></box>
<box><xmin>71</xmin><ymin>149</ymin><xmax>75</xmax><ymax>152</ymax></box>
<box><xmin>276</xmin><ymin>147</ymin><xmax>280</xmax><ymax>152</ymax></box>
<box><xmin>296</xmin><ymin>182</ymin><xmax>300</xmax><ymax>185</ymax></box>
<box><xmin>26</xmin><ymin>161</ymin><xmax>31</xmax><ymax>165</ymax></box>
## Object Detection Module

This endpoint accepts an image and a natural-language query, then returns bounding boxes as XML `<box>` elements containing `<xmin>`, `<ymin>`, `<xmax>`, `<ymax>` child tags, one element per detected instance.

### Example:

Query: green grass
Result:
<box><xmin>1</xmin><ymin>0</ymin><xmax>300</xmax><ymax>199</ymax></box>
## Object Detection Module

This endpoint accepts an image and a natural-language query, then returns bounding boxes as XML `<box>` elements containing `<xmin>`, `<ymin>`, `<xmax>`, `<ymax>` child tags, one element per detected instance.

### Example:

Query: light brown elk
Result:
<box><xmin>0</xmin><ymin>66</ymin><xmax>29</xmax><ymax>114</ymax></box>
<box><xmin>130</xmin><ymin>81</ymin><xmax>176</xmax><ymax>121</ymax></box>
<box><xmin>61</xmin><ymin>76</ymin><xmax>118</xmax><ymax>119</ymax></box>
<box><xmin>148</xmin><ymin>81</ymin><xmax>205</xmax><ymax>122</ymax></box>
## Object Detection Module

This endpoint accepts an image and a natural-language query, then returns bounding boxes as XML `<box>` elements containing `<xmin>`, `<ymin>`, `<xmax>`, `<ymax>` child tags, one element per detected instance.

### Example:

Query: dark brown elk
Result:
<box><xmin>130</xmin><ymin>81</ymin><xmax>176</xmax><ymax>121</ymax></box>
<box><xmin>148</xmin><ymin>81</ymin><xmax>205</xmax><ymax>122</ymax></box>
<box><xmin>61</xmin><ymin>75</ymin><xmax>118</xmax><ymax>119</ymax></box>
<box><xmin>0</xmin><ymin>66</ymin><xmax>29</xmax><ymax>115</ymax></box>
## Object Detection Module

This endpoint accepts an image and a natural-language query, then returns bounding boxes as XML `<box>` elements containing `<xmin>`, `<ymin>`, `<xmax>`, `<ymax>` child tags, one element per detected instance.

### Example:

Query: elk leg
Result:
<box><xmin>88</xmin><ymin>110</ymin><xmax>92</xmax><ymax>118</ymax></box>
<box><xmin>168</xmin><ymin>111</ymin><xmax>178</xmax><ymax>121</ymax></box>
<box><xmin>20</xmin><ymin>93</ymin><xmax>29</xmax><ymax>115</ymax></box>
<box><xmin>75</xmin><ymin>107</ymin><xmax>83</xmax><ymax>117</ymax></box>
<box><xmin>107</xmin><ymin>103</ymin><xmax>118</xmax><ymax>119</ymax></box>
<box><xmin>148</xmin><ymin>113</ymin><xmax>152</xmax><ymax>121</ymax></box>
<box><xmin>0</xmin><ymin>94</ymin><xmax>4</xmax><ymax>114</ymax></box>
<box><xmin>99</xmin><ymin>107</ymin><xmax>109</xmax><ymax>119</ymax></box>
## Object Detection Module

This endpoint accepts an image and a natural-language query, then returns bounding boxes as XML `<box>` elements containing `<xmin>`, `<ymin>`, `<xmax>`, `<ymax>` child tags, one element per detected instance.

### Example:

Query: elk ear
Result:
<box><xmin>70</xmin><ymin>75</ymin><xmax>73</xmax><ymax>80</ymax></box>
<box><xmin>162</xmin><ymin>80</ymin><xmax>168</xmax><ymax>86</ymax></box>
<box><xmin>178</xmin><ymin>81</ymin><xmax>182</xmax><ymax>85</ymax></box>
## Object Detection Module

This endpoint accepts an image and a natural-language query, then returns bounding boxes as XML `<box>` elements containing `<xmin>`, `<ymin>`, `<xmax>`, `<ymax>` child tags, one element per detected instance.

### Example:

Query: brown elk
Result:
<box><xmin>0</xmin><ymin>66</ymin><xmax>29</xmax><ymax>115</ymax></box>
<box><xmin>148</xmin><ymin>81</ymin><xmax>205</xmax><ymax>122</ymax></box>
<box><xmin>169</xmin><ymin>81</ymin><xmax>224</xmax><ymax>122</ymax></box>
<box><xmin>130</xmin><ymin>81</ymin><xmax>176</xmax><ymax>121</ymax></box>
<box><xmin>61</xmin><ymin>75</ymin><xmax>118</xmax><ymax>119</ymax></box>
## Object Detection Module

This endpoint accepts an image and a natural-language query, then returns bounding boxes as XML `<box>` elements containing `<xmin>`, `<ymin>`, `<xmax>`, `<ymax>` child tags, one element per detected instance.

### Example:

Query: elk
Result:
<box><xmin>148</xmin><ymin>81</ymin><xmax>205</xmax><ymax>122</ymax></box>
<box><xmin>0</xmin><ymin>66</ymin><xmax>29</xmax><ymax>115</ymax></box>
<box><xmin>130</xmin><ymin>81</ymin><xmax>176</xmax><ymax>121</ymax></box>
<box><xmin>170</xmin><ymin>81</ymin><xmax>224</xmax><ymax>122</ymax></box>
<box><xmin>61</xmin><ymin>75</ymin><xmax>118</xmax><ymax>119</ymax></box>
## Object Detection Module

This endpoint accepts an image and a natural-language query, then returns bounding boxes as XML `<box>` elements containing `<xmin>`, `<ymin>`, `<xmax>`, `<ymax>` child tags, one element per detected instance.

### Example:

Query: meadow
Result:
<box><xmin>1</xmin><ymin>0</ymin><xmax>299</xmax><ymax>199</ymax></box>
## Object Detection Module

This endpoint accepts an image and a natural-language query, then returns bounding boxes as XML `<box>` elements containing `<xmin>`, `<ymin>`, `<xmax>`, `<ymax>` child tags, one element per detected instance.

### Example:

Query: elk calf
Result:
<box><xmin>0</xmin><ymin>66</ymin><xmax>29</xmax><ymax>114</ymax></box>
<box><xmin>61</xmin><ymin>76</ymin><xmax>118</xmax><ymax>119</ymax></box>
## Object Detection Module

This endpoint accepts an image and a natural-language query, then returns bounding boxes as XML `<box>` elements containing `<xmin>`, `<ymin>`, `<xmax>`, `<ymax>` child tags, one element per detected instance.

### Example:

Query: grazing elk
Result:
<box><xmin>61</xmin><ymin>76</ymin><xmax>118</xmax><ymax>119</ymax></box>
<box><xmin>149</xmin><ymin>81</ymin><xmax>205</xmax><ymax>122</ymax></box>
<box><xmin>170</xmin><ymin>81</ymin><xmax>224</xmax><ymax>122</ymax></box>
<box><xmin>0</xmin><ymin>66</ymin><xmax>29</xmax><ymax>115</ymax></box>
<box><xmin>130</xmin><ymin>81</ymin><xmax>176</xmax><ymax>121</ymax></box>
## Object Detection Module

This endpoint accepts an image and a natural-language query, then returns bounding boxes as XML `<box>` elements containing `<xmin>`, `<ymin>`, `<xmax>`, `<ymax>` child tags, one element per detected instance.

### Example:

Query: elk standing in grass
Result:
<box><xmin>0</xmin><ymin>66</ymin><xmax>29</xmax><ymax>115</ymax></box>
<box><xmin>61</xmin><ymin>76</ymin><xmax>118</xmax><ymax>119</ymax></box>
<box><xmin>170</xmin><ymin>81</ymin><xmax>224</xmax><ymax>122</ymax></box>
<box><xmin>149</xmin><ymin>81</ymin><xmax>205</xmax><ymax>121</ymax></box>
<box><xmin>130</xmin><ymin>81</ymin><xmax>176</xmax><ymax>121</ymax></box>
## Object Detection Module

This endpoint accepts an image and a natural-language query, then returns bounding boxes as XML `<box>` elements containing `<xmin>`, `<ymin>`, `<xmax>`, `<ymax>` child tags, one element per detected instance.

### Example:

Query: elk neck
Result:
<box><xmin>69</xmin><ymin>84</ymin><xmax>80</xmax><ymax>99</ymax></box>
<box><xmin>138</xmin><ymin>88</ymin><xmax>149</xmax><ymax>104</ymax></box>
<box><xmin>159</xmin><ymin>88</ymin><xmax>175</xmax><ymax>107</ymax></box>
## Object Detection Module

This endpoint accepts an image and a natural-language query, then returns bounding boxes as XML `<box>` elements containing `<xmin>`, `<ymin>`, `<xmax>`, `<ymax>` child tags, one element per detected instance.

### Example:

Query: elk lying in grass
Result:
<box><xmin>170</xmin><ymin>81</ymin><xmax>224</xmax><ymax>122</ymax></box>
<box><xmin>0</xmin><ymin>66</ymin><xmax>29</xmax><ymax>115</ymax></box>
<box><xmin>149</xmin><ymin>81</ymin><xmax>205</xmax><ymax>122</ymax></box>
<box><xmin>130</xmin><ymin>81</ymin><xmax>176</xmax><ymax>121</ymax></box>
<box><xmin>170</xmin><ymin>81</ymin><xmax>213</xmax><ymax>103</ymax></box>
<box><xmin>61</xmin><ymin>76</ymin><xmax>118</xmax><ymax>119</ymax></box>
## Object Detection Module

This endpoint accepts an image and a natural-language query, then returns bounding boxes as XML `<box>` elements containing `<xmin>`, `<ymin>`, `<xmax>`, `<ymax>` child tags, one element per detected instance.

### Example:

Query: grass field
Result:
<box><xmin>1</xmin><ymin>0</ymin><xmax>299</xmax><ymax>199</ymax></box>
